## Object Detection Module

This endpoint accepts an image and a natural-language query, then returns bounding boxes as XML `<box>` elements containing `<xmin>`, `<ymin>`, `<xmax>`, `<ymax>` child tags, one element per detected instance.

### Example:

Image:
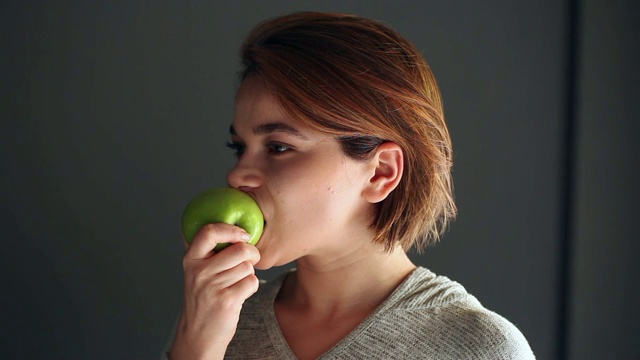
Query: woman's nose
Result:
<box><xmin>226</xmin><ymin>156</ymin><xmax>264</xmax><ymax>190</ymax></box>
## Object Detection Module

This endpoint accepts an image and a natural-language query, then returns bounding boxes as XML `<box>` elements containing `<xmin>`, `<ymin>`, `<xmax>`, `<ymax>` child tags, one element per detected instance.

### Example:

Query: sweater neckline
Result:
<box><xmin>258</xmin><ymin>267</ymin><xmax>431</xmax><ymax>359</ymax></box>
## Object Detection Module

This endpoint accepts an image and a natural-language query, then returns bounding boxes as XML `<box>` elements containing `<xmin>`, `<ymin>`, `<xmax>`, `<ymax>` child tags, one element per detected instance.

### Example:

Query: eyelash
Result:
<box><xmin>225</xmin><ymin>142</ymin><xmax>245</xmax><ymax>157</ymax></box>
<box><xmin>225</xmin><ymin>141</ymin><xmax>292</xmax><ymax>157</ymax></box>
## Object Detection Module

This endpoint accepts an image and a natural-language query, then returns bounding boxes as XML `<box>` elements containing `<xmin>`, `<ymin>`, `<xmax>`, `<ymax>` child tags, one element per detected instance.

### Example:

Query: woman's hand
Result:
<box><xmin>169</xmin><ymin>223</ymin><xmax>261</xmax><ymax>360</ymax></box>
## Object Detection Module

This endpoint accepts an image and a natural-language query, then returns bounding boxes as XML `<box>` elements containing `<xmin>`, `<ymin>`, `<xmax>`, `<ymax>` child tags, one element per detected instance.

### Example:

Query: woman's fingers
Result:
<box><xmin>184</xmin><ymin>223</ymin><xmax>250</xmax><ymax>260</ymax></box>
<box><xmin>181</xmin><ymin>223</ymin><xmax>260</xmax><ymax>300</ymax></box>
<box><xmin>211</xmin><ymin>260</ymin><xmax>258</xmax><ymax>290</ymax></box>
<box><xmin>232</xmin><ymin>271</ymin><xmax>260</xmax><ymax>300</ymax></box>
<box><xmin>202</xmin><ymin>241</ymin><xmax>261</xmax><ymax>270</ymax></box>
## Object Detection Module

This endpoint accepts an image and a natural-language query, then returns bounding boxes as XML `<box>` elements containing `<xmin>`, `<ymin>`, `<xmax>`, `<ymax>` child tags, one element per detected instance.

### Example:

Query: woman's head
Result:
<box><xmin>239</xmin><ymin>12</ymin><xmax>456</xmax><ymax>252</ymax></box>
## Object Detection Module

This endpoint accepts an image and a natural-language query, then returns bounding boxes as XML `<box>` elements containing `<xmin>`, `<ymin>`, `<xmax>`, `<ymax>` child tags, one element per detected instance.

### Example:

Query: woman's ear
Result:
<box><xmin>363</xmin><ymin>142</ymin><xmax>404</xmax><ymax>203</ymax></box>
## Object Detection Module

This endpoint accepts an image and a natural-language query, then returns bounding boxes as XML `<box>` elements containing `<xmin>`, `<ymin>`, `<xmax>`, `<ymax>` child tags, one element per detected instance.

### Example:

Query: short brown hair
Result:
<box><xmin>239</xmin><ymin>12</ymin><xmax>456</xmax><ymax>252</ymax></box>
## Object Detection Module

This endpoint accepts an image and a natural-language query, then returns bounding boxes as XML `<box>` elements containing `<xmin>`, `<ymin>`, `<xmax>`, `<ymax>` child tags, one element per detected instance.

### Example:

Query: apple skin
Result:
<box><xmin>181</xmin><ymin>187</ymin><xmax>264</xmax><ymax>251</ymax></box>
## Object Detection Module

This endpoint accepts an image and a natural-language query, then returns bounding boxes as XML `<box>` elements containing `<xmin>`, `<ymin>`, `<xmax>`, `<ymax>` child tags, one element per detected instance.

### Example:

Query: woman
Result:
<box><xmin>163</xmin><ymin>12</ymin><xmax>535</xmax><ymax>359</ymax></box>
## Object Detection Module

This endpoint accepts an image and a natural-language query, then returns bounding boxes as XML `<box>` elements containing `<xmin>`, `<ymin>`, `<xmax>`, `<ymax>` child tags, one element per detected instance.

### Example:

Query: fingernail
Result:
<box><xmin>241</xmin><ymin>232</ymin><xmax>251</xmax><ymax>242</ymax></box>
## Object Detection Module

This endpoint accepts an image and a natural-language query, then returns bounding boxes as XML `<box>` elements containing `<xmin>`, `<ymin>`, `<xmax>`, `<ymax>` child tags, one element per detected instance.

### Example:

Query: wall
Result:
<box><xmin>1</xmin><ymin>1</ymin><xmax>637</xmax><ymax>359</ymax></box>
<box><xmin>566</xmin><ymin>1</ymin><xmax>640</xmax><ymax>359</ymax></box>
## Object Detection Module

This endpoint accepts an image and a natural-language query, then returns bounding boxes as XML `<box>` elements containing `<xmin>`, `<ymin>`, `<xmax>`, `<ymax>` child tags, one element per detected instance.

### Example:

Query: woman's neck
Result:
<box><xmin>276</xmin><ymin>244</ymin><xmax>416</xmax><ymax>316</ymax></box>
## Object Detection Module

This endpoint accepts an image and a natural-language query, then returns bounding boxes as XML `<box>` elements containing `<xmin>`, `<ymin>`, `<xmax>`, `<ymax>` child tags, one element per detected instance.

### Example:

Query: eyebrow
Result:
<box><xmin>229</xmin><ymin>122</ymin><xmax>309</xmax><ymax>140</ymax></box>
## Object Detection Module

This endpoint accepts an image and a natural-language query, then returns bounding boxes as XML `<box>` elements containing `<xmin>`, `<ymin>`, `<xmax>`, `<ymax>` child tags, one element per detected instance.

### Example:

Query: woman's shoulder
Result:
<box><xmin>370</xmin><ymin>267</ymin><xmax>536</xmax><ymax>359</ymax></box>
<box><xmin>436</xmin><ymin>304</ymin><xmax>536</xmax><ymax>359</ymax></box>
<box><xmin>388</xmin><ymin>266</ymin><xmax>470</xmax><ymax>310</ymax></box>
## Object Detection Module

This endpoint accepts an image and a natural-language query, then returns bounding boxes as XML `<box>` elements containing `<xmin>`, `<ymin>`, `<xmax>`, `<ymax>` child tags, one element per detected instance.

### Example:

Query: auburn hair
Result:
<box><xmin>239</xmin><ymin>12</ymin><xmax>456</xmax><ymax>252</ymax></box>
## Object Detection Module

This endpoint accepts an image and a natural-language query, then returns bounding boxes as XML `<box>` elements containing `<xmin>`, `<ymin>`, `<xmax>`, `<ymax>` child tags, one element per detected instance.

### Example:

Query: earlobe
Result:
<box><xmin>363</xmin><ymin>142</ymin><xmax>404</xmax><ymax>203</ymax></box>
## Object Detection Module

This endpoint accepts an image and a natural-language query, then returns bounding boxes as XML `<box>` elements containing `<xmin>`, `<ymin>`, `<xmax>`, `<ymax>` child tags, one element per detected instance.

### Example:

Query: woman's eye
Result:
<box><xmin>225</xmin><ymin>142</ymin><xmax>245</xmax><ymax>157</ymax></box>
<box><xmin>226</xmin><ymin>141</ymin><xmax>291</xmax><ymax>157</ymax></box>
<box><xmin>267</xmin><ymin>143</ymin><xmax>291</xmax><ymax>154</ymax></box>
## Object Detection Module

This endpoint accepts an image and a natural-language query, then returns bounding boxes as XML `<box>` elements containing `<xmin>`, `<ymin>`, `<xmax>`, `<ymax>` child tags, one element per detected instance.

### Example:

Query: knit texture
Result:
<box><xmin>161</xmin><ymin>267</ymin><xmax>535</xmax><ymax>359</ymax></box>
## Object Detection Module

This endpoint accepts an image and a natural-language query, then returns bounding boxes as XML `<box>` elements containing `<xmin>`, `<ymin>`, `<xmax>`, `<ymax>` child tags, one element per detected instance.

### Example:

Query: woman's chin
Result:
<box><xmin>254</xmin><ymin>254</ymin><xmax>295</xmax><ymax>271</ymax></box>
<box><xmin>253</xmin><ymin>255</ymin><xmax>277</xmax><ymax>271</ymax></box>
<box><xmin>254</xmin><ymin>262</ymin><xmax>272</xmax><ymax>271</ymax></box>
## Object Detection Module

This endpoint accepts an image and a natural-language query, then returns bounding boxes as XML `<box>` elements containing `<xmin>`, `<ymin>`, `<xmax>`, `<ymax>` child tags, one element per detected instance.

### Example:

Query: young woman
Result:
<box><xmin>163</xmin><ymin>12</ymin><xmax>535</xmax><ymax>360</ymax></box>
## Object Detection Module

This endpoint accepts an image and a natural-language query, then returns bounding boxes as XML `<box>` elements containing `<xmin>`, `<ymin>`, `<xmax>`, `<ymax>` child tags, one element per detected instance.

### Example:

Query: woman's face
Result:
<box><xmin>226</xmin><ymin>77</ymin><xmax>376</xmax><ymax>269</ymax></box>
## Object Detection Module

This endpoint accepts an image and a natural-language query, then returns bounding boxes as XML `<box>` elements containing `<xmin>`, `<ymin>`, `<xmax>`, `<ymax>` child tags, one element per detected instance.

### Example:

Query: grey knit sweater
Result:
<box><xmin>161</xmin><ymin>267</ymin><xmax>535</xmax><ymax>359</ymax></box>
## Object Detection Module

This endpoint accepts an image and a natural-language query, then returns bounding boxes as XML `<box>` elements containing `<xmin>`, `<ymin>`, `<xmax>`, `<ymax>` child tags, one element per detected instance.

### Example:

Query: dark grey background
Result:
<box><xmin>2</xmin><ymin>1</ymin><xmax>638</xmax><ymax>359</ymax></box>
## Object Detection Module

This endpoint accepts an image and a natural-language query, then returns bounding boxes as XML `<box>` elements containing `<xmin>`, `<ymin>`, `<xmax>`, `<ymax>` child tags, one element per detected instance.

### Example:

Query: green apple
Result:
<box><xmin>181</xmin><ymin>187</ymin><xmax>264</xmax><ymax>251</ymax></box>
